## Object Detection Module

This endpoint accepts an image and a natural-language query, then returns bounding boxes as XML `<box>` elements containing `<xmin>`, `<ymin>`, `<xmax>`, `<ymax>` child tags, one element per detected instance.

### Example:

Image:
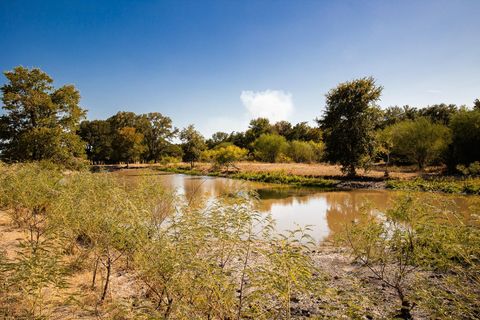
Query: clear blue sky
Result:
<box><xmin>1</xmin><ymin>0</ymin><xmax>479</xmax><ymax>136</ymax></box>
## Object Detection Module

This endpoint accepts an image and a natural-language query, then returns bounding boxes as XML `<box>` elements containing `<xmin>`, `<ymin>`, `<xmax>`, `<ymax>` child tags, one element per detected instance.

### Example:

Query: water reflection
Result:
<box><xmin>116</xmin><ymin>170</ymin><xmax>474</xmax><ymax>242</ymax></box>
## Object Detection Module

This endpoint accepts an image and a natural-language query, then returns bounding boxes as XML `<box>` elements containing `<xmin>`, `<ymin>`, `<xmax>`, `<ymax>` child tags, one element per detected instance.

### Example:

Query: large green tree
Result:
<box><xmin>141</xmin><ymin>112</ymin><xmax>177</xmax><ymax>162</ymax></box>
<box><xmin>179</xmin><ymin>125</ymin><xmax>206</xmax><ymax>168</ymax></box>
<box><xmin>319</xmin><ymin>77</ymin><xmax>383</xmax><ymax>176</ymax></box>
<box><xmin>245</xmin><ymin>118</ymin><xmax>273</xmax><ymax>147</ymax></box>
<box><xmin>112</xmin><ymin>127</ymin><xmax>145</xmax><ymax>164</ymax></box>
<box><xmin>449</xmin><ymin>109</ymin><xmax>480</xmax><ymax>167</ymax></box>
<box><xmin>0</xmin><ymin>66</ymin><xmax>86</xmax><ymax>164</ymax></box>
<box><xmin>79</xmin><ymin>120</ymin><xmax>113</xmax><ymax>163</ymax></box>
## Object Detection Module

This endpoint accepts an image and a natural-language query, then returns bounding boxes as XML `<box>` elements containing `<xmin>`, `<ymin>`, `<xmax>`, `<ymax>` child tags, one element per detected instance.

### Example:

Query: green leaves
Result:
<box><xmin>0</xmin><ymin>163</ymin><xmax>322</xmax><ymax>318</ymax></box>
<box><xmin>320</xmin><ymin>77</ymin><xmax>383</xmax><ymax>176</ymax></box>
<box><xmin>0</xmin><ymin>67</ymin><xmax>86</xmax><ymax>166</ymax></box>
<box><xmin>340</xmin><ymin>193</ymin><xmax>480</xmax><ymax>319</ymax></box>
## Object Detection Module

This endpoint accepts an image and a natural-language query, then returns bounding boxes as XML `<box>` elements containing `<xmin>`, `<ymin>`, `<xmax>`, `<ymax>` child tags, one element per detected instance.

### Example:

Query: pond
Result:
<box><xmin>117</xmin><ymin>170</ymin><xmax>472</xmax><ymax>242</ymax></box>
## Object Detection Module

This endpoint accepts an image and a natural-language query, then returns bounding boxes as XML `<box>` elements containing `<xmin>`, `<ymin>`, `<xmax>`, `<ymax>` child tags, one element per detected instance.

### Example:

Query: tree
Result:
<box><xmin>245</xmin><ymin>118</ymin><xmax>273</xmax><ymax>146</ymax></box>
<box><xmin>449</xmin><ymin>109</ymin><xmax>480</xmax><ymax>167</ymax></box>
<box><xmin>273</xmin><ymin>121</ymin><xmax>293</xmax><ymax>139</ymax></box>
<box><xmin>79</xmin><ymin>120</ymin><xmax>113</xmax><ymax>163</ymax></box>
<box><xmin>418</xmin><ymin>104</ymin><xmax>458</xmax><ymax>125</ymax></box>
<box><xmin>107</xmin><ymin>111</ymin><xmax>139</xmax><ymax>131</ymax></box>
<box><xmin>390</xmin><ymin>117</ymin><xmax>451</xmax><ymax>170</ymax></box>
<box><xmin>375</xmin><ymin>127</ymin><xmax>394</xmax><ymax>177</ymax></box>
<box><xmin>319</xmin><ymin>77</ymin><xmax>383</xmax><ymax>176</ymax></box>
<box><xmin>0</xmin><ymin>66</ymin><xmax>86</xmax><ymax>164</ymax></box>
<box><xmin>142</xmin><ymin>112</ymin><xmax>177</xmax><ymax>162</ymax></box>
<box><xmin>290</xmin><ymin>122</ymin><xmax>322</xmax><ymax>142</ymax></box>
<box><xmin>206</xmin><ymin>131</ymin><xmax>229</xmax><ymax>149</ymax></box>
<box><xmin>180</xmin><ymin>125</ymin><xmax>206</xmax><ymax>168</ymax></box>
<box><xmin>474</xmin><ymin>99</ymin><xmax>480</xmax><ymax>111</ymax></box>
<box><xmin>252</xmin><ymin>134</ymin><xmax>288</xmax><ymax>163</ymax></box>
<box><xmin>112</xmin><ymin>127</ymin><xmax>145</xmax><ymax>164</ymax></box>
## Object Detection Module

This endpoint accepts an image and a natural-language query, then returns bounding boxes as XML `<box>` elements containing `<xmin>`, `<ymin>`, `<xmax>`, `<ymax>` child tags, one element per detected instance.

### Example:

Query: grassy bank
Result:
<box><xmin>157</xmin><ymin>166</ymin><xmax>339</xmax><ymax>189</ymax></box>
<box><xmin>386</xmin><ymin>177</ymin><xmax>480</xmax><ymax>195</ymax></box>
<box><xmin>154</xmin><ymin>163</ymin><xmax>480</xmax><ymax>195</ymax></box>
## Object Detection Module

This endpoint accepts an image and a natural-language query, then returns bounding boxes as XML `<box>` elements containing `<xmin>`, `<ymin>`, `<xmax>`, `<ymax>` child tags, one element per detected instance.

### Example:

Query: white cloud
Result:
<box><xmin>240</xmin><ymin>90</ymin><xmax>294</xmax><ymax>122</ymax></box>
<box><xmin>427</xmin><ymin>89</ymin><xmax>441</xmax><ymax>94</ymax></box>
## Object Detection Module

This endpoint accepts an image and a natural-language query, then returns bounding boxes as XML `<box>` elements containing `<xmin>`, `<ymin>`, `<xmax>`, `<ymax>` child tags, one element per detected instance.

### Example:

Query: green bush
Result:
<box><xmin>201</xmin><ymin>145</ymin><xmax>248</xmax><ymax>170</ymax></box>
<box><xmin>252</xmin><ymin>133</ymin><xmax>288</xmax><ymax>162</ymax></box>
<box><xmin>287</xmin><ymin>140</ymin><xmax>315</xmax><ymax>163</ymax></box>
<box><xmin>456</xmin><ymin>161</ymin><xmax>480</xmax><ymax>176</ymax></box>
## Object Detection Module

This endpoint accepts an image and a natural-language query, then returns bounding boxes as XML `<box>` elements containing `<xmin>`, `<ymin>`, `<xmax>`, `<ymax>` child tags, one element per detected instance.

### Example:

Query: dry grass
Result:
<box><xmin>114</xmin><ymin>161</ymin><xmax>442</xmax><ymax>180</ymax></box>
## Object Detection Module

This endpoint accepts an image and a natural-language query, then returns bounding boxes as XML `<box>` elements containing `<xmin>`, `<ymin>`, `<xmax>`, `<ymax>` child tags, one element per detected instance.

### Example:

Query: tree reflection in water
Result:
<box><xmin>117</xmin><ymin>170</ymin><xmax>472</xmax><ymax>242</ymax></box>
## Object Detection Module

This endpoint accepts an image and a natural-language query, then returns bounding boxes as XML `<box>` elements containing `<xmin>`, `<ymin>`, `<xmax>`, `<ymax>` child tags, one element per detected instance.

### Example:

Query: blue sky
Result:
<box><xmin>1</xmin><ymin>0</ymin><xmax>479</xmax><ymax>137</ymax></box>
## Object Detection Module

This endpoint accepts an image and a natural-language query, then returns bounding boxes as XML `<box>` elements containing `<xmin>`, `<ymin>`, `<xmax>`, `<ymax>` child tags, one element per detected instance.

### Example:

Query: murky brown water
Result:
<box><xmin>117</xmin><ymin>170</ymin><xmax>475</xmax><ymax>241</ymax></box>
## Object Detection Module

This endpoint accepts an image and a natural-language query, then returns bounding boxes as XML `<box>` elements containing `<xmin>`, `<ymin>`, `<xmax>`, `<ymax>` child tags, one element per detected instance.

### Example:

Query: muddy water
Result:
<box><xmin>118</xmin><ymin>170</ymin><xmax>473</xmax><ymax>242</ymax></box>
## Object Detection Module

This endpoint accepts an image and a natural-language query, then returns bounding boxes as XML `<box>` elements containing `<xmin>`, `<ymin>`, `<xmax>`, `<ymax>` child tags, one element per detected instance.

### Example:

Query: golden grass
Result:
<box><xmin>122</xmin><ymin>161</ymin><xmax>439</xmax><ymax>180</ymax></box>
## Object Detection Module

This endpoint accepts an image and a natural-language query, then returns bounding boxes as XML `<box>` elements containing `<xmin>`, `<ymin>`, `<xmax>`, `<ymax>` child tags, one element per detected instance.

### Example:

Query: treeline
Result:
<box><xmin>1</xmin><ymin>67</ymin><xmax>479</xmax><ymax>175</ymax></box>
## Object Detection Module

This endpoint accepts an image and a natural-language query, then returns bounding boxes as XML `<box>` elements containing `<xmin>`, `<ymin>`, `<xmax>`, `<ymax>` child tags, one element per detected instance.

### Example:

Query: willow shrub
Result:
<box><xmin>340</xmin><ymin>194</ymin><xmax>480</xmax><ymax>319</ymax></box>
<box><xmin>0</xmin><ymin>162</ymin><xmax>320</xmax><ymax>319</ymax></box>
<box><xmin>0</xmin><ymin>163</ymin><xmax>68</xmax><ymax>319</ymax></box>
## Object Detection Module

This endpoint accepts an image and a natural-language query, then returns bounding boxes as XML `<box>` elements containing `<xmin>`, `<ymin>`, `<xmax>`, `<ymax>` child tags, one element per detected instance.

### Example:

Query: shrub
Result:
<box><xmin>287</xmin><ymin>140</ymin><xmax>315</xmax><ymax>163</ymax></box>
<box><xmin>202</xmin><ymin>145</ymin><xmax>248</xmax><ymax>170</ymax></box>
<box><xmin>456</xmin><ymin>161</ymin><xmax>480</xmax><ymax>176</ymax></box>
<box><xmin>389</xmin><ymin>117</ymin><xmax>451</xmax><ymax>170</ymax></box>
<box><xmin>340</xmin><ymin>194</ymin><xmax>480</xmax><ymax>319</ymax></box>
<box><xmin>252</xmin><ymin>133</ymin><xmax>288</xmax><ymax>162</ymax></box>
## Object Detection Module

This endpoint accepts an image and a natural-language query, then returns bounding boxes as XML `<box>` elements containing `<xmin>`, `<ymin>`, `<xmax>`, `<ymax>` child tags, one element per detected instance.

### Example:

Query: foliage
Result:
<box><xmin>202</xmin><ymin>145</ymin><xmax>248</xmax><ymax>170</ymax></box>
<box><xmin>79</xmin><ymin>120</ymin><xmax>113</xmax><ymax>163</ymax></box>
<box><xmin>0</xmin><ymin>66</ymin><xmax>86</xmax><ymax>166</ymax></box>
<box><xmin>456</xmin><ymin>161</ymin><xmax>480</xmax><ymax>177</ymax></box>
<box><xmin>206</xmin><ymin>131</ymin><xmax>229</xmax><ymax>149</ymax></box>
<box><xmin>112</xmin><ymin>127</ymin><xmax>146</xmax><ymax>163</ymax></box>
<box><xmin>252</xmin><ymin>133</ymin><xmax>289</xmax><ymax>162</ymax></box>
<box><xmin>340</xmin><ymin>194</ymin><xmax>480</xmax><ymax>319</ymax></box>
<box><xmin>0</xmin><ymin>162</ymin><xmax>321</xmax><ymax>318</ymax></box>
<box><xmin>390</xmin><ymin>117</ymin><xmax>451</xmax><ymax>170</ymax></box>
<box><xmin>319</xmin><ymin>77</ymin><xmax>383</xmax><ymax>176</ymax></box>
<box><xmin>140</xmin><ymin>112</ymin><xmax>178</xmax><ymax>162</ymax></box>
<box><xmin>245</xmin><ymin>118</ymin><xmax>273</xmax><ymax>147</ymax></box>
<box><xmin>375</xmin><ymin>127</ymin><xmax>394</xmax><ymax>177</ymax></box>
<box><xmin>179</xmin><ymin>124</ymin><xmax>206</xmax><ymax>168</ymax></box>
<box><xmin>79</xmin><ymin>111</ymin><xmax>178</xmax><ymax>164</ymax></box>
<box><xmin>287</xmin><ymin>140</ymin><xmax>315</xmax><ymax>163</ymax></box>
<box><xmin>231</xmin><ymin>171</ymin><xmax>337</xmax><ymax>188</ymax></box>
<box><xmin>385</xmin><ymin>177</ymin><xmax>480</xmax><ymax>195</ymax></box>
<box><xmin>449</xmin><ymin>109</ymin><xmax>480</xmax><ymax>168</ymax></box>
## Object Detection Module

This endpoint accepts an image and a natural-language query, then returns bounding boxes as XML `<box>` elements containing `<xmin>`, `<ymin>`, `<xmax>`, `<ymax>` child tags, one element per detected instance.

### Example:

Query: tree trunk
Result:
<box><xmin>384</xmin><ymin>154</ymin><xmax>390</xmax><ymax>178</ymax></box>
<box><xmin>91</xmin><ymin>257</ymin><xmax>99</xmax><ymax>290</ymax></box>
<box><xmin>100</xmin><ymin>257</ymin><xmax>111</xmax><ymax>301</ymax></box>
<box><xmin>347</xmin><ymin>164</ymin><xmax>356</xmax><ymax>177</ymax></box>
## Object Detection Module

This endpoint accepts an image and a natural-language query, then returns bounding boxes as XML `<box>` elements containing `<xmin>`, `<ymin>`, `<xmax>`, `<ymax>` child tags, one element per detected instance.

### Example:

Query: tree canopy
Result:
<box><xmin>319</xmin><ymin>77</ymin><xmax>383</xmax><ymax>176</ymax></box>
<box><xmin>180</xmin><ymin>125</ymin><xmax>206</xmax><ymax>168</ymax></box>
<box><xmin>0</xmin><ymin>66</ymin><xmax>86</xmax><ymax>166</ymax></box>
